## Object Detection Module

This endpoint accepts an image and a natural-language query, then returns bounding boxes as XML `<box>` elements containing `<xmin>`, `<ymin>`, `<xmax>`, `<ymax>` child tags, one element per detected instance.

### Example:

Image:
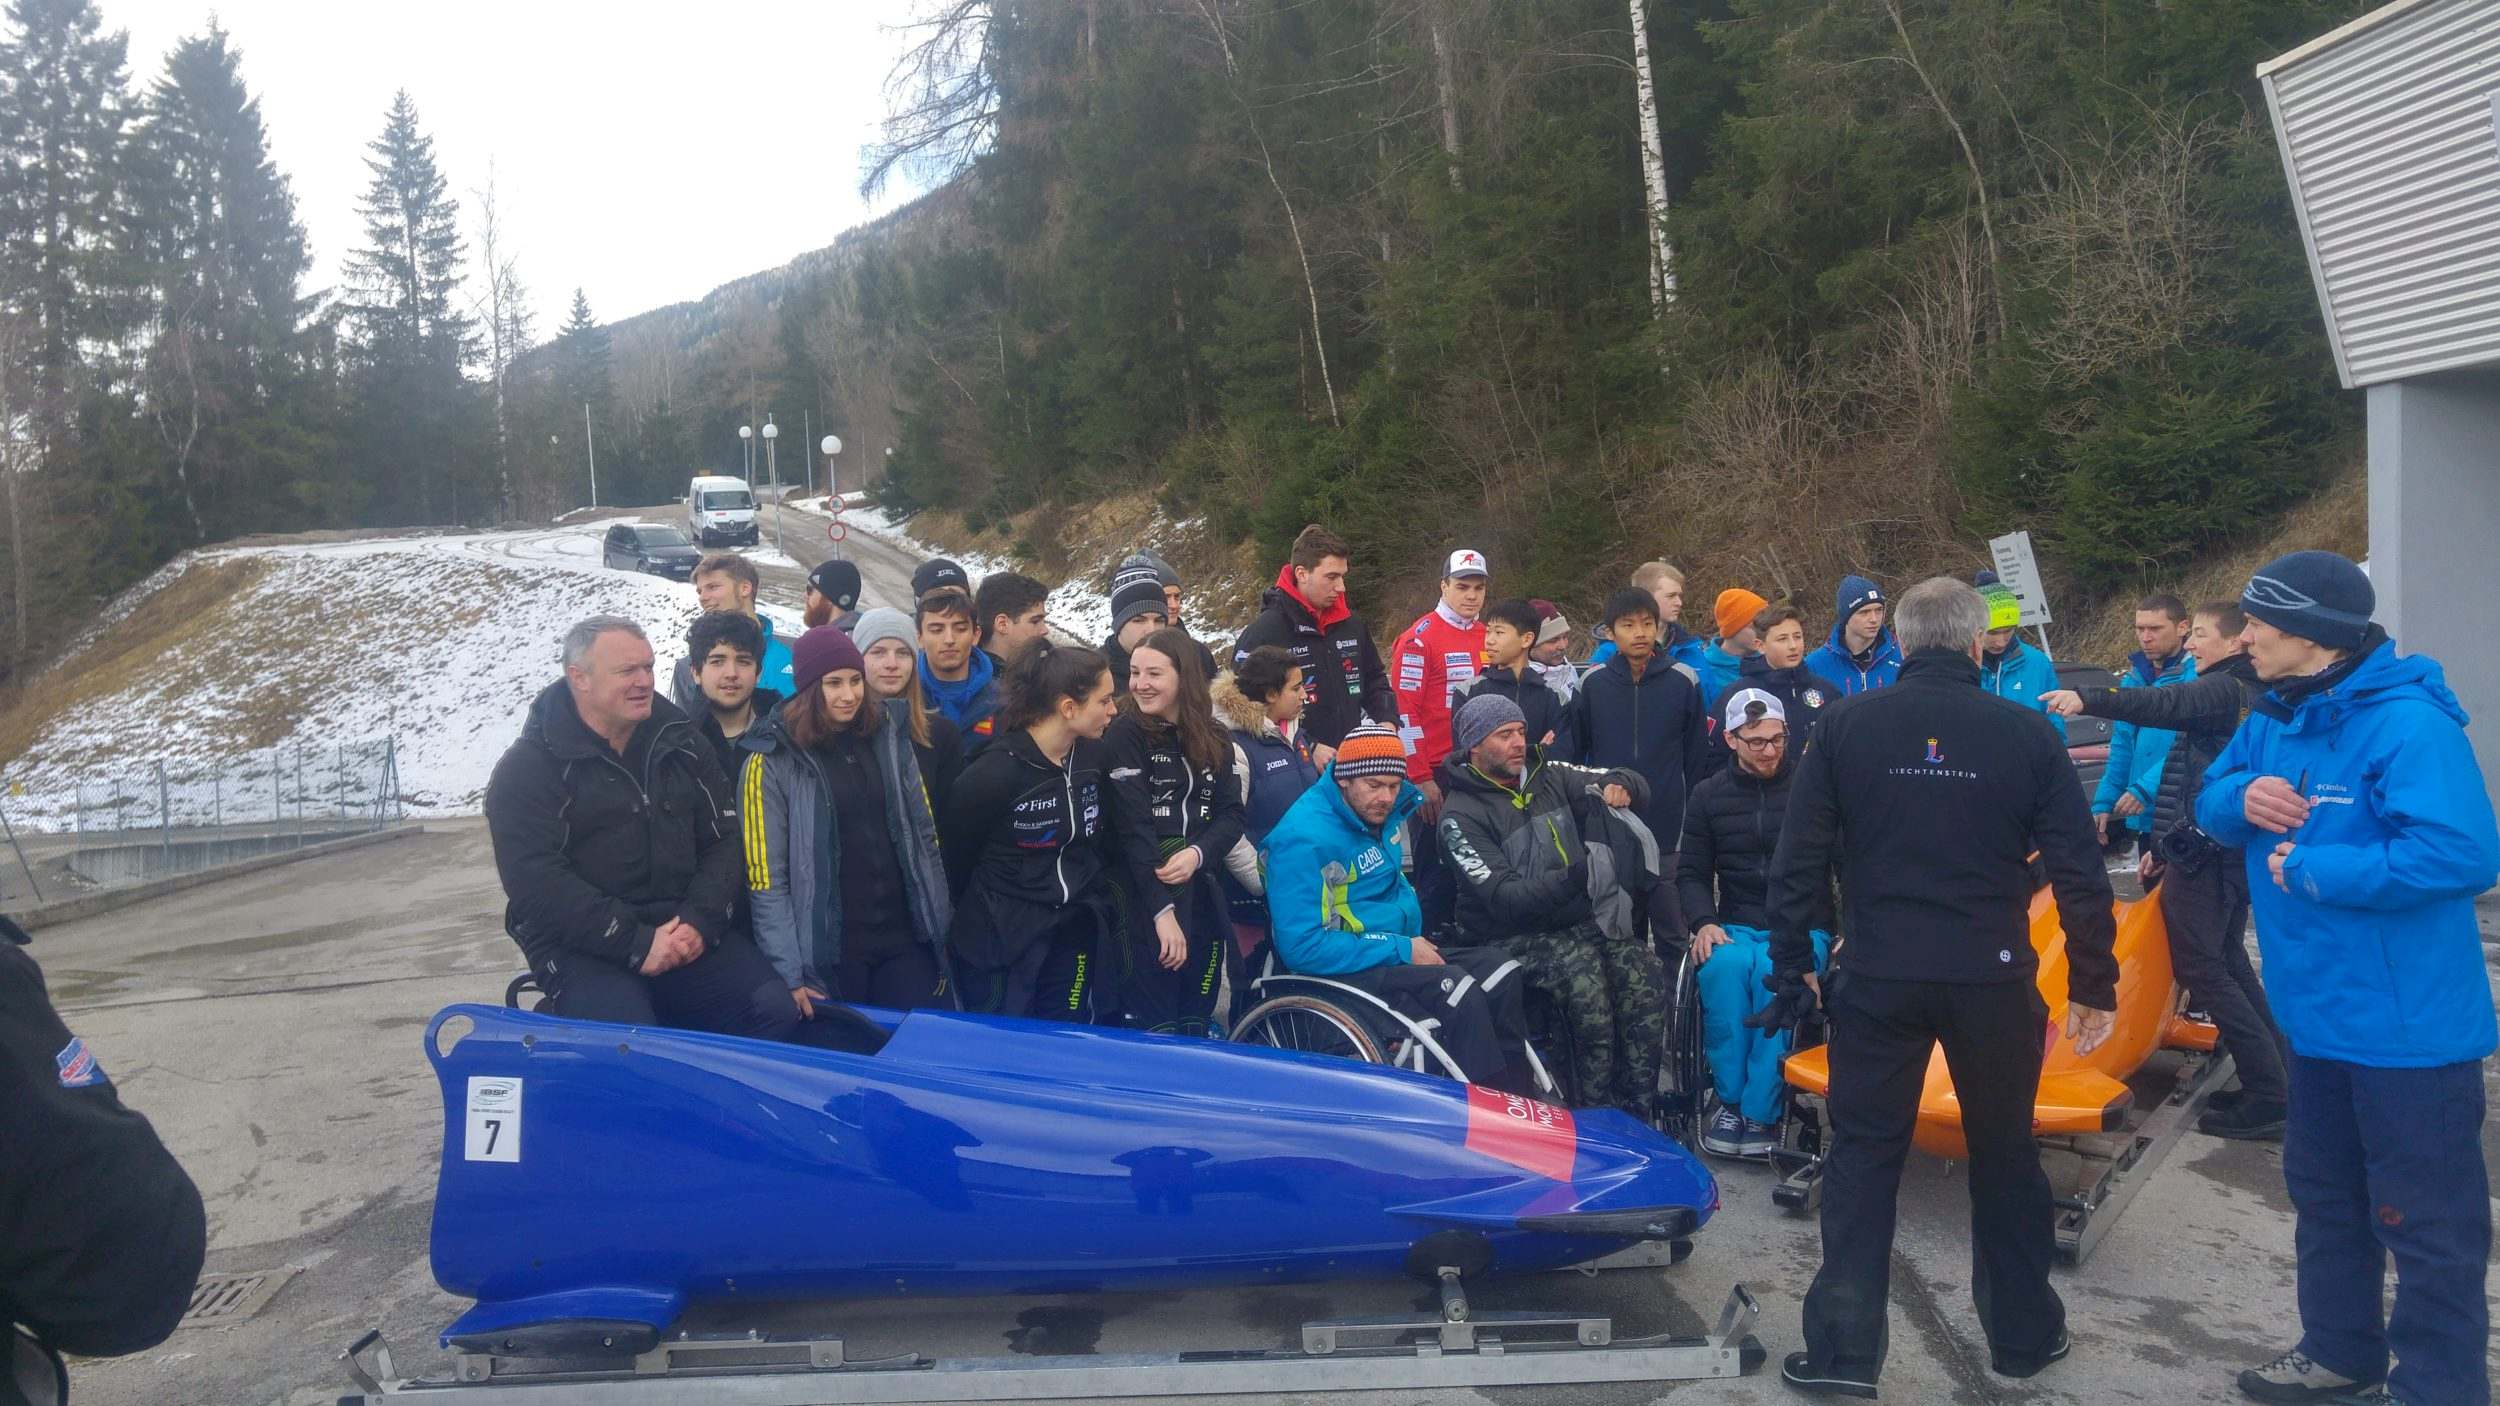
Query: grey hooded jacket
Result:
<box><xmin>738</xmin><ymin>698</ymin><xmax>954</xmax><ymax>995</ymax></box>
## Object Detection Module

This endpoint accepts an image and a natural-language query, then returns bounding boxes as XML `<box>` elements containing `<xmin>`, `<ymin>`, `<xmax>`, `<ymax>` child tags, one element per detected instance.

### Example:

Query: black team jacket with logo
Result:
<box><xmin>937</xmin><ymin>728</ymin><xmax>1117</xmax><ymax>972</ymax></box>
<box><xmin>1766</xmin><ymin>649</ymin><xmax>2118</xmax><ymax>1009</ymax></box>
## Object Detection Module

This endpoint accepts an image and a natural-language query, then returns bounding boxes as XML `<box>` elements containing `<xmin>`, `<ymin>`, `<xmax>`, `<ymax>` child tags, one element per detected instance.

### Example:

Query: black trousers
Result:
<box><xmin>1120</xmin><ymin>878</ymin><xmax>1226</xmax><ymax>1034</ymax></box>
<box><xmin>954</xmin><ymin>907</ymin><xmax>1098</xmax><ymax>1022</ymax></box>
<box><xmin>1803</xmin><ymin>971</ymin><xmax>2064</xmax><ymax>1379</ymax></box>
<box><xmin>833</xmin><ymin>943</ymin><xmax>949</xmax><ymax>1011</ymax></box>
<box><xmin>542</xmin><ymin>935</ymin><xmax>802</xmax><ymax>1044</ymax></box>
<box><xmin>1335</xmin><ymin>947</ymin><xmax>1532</xmax><ymax>1090</ymax></box>
<box><xmin>2156</xmin><ymin>852</ymin><xmax>2289</xmax><ymax>1104</ymax></box>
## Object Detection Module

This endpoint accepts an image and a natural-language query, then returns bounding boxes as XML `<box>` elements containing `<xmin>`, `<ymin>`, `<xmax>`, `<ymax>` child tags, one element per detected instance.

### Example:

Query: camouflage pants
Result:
<box><xmin>1503</xmin><ymin>920</ymin><xmax>1667</xmax><ymax>1119</ymax></box>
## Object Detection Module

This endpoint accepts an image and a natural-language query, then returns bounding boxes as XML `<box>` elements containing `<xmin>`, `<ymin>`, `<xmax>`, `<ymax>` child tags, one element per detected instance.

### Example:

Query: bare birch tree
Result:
<box><xmin>470</xmin><ymin>163</ymin><xmax>533</xmax><ymax>520</ymax></box>
<box><xmin>1629</xmin><ymin>0</ymin><xmax>1674</xmax><ymax>313</ymax></box>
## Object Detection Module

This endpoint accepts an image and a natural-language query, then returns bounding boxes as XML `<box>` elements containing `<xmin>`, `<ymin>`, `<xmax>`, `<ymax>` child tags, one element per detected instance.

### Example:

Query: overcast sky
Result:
<box><xmin>111</xmin><ymin>0</ymin><xmax>928</xmax><ymax>327</ymax></box>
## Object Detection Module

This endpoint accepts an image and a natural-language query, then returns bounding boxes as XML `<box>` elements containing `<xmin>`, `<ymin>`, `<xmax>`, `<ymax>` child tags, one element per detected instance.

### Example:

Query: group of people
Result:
<box><xmin>478</xmin><ymin>531</ymin><xmax>2493</xmax><ymax>1406</ymax></box>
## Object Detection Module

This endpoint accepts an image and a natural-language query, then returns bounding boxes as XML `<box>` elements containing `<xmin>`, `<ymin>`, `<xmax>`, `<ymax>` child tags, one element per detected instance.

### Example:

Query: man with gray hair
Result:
<box><xmin>1764</xmin><ymin>577</ymin><xmax>2118</xmax><ymax>1398</ymax></box>
<box><xmin>485</xmin><ymin>615</ymin><xmax>806</xmax><ymax>1043</ymax></box>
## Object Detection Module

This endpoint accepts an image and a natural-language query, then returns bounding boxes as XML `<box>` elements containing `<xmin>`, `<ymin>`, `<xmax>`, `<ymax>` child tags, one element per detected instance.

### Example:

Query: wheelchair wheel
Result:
<box><xmin>1657</xmin><ymin>948</ymin><xmax>1712</xmax><ymax>1150</ymax></box>
<box><xmin>503</xmin><ymin>971</ymin><xmax>546</xmax><ymax>1012</ymax></box>
<box><xmin>1232</xmin><ymin>994</ymin><xmax>1385</xmax><ymax>1065</ymax></box>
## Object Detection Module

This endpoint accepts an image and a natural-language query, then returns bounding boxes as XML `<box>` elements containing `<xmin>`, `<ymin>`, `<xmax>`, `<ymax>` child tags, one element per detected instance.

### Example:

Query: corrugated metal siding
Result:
<box><xmin>2265</xmin><ymin>0</ymin><xmax>2500</xmax><ymax>388</ymax></box>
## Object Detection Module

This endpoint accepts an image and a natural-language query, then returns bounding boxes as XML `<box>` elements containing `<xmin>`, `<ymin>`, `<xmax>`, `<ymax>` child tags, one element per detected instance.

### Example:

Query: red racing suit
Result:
<box><xmin>1393</xmin><ymin>604</ymin><xmax>1486</xmax><ymax>782</ymax></box>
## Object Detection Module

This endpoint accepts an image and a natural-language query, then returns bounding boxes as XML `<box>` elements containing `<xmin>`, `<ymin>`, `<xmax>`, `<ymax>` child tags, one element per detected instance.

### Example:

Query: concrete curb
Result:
<box><xmin>12</xmin><ymin>824</ymin><xmax>428</xmax><ymax>930</ymax></box>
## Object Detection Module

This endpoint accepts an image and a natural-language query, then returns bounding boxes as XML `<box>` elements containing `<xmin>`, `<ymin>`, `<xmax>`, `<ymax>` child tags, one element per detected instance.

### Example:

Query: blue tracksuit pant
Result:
<box><xmin>2285</xmin><ymin>1054</ymin><xmax>2490</xmax><ymax>1406</ymax></box>
<box><xmin>1696</xmin><ymin>923</ymin><xmax>1829</xmax><ymax>1124</ymax></box>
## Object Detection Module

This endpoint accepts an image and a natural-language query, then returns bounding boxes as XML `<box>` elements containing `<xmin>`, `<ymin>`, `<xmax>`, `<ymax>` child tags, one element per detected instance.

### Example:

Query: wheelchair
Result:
<box><xmin>1227</xmin><ymin>938</ymin><xmax>1569</xmax><ymax>1099</ymax></box>
<box><xmin>1652</xmin><ymin>932</ymin><xmax>1837</xmax><ymax>1163</ymax></box>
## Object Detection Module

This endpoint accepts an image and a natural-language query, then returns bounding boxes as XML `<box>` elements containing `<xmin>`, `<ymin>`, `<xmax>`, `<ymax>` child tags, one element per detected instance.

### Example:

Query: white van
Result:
<box><xmin>687</xmin><ymin>476</ymin><xmax>759</xmax><ymax>546</ymax></box>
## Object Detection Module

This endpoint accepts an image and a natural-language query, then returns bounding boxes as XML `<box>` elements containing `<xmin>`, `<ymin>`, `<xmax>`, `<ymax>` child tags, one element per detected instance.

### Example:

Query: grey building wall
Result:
<box><xmin>2368</xmin><ymin>367</ymin><xmax>2500</xmax><ymax>788</ymax></box>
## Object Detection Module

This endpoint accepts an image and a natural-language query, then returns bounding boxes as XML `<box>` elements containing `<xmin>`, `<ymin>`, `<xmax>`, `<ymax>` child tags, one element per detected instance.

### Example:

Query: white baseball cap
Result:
<box><xmin>1721</xmin><ymin>687</ymin><xmax>1787</xmax><ymax>735</ymax></box>
<box><xmin>1444</xmin><ymin>549</ymin><xmax>1489</xmax><ymax>580</ymax></box>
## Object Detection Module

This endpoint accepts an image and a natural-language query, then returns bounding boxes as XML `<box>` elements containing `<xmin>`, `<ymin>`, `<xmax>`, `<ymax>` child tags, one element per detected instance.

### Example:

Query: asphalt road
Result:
<box><xmin>36</xmin><ymin>826</ymin><xmax>2497</xmax><ymax>1405</ymax></box>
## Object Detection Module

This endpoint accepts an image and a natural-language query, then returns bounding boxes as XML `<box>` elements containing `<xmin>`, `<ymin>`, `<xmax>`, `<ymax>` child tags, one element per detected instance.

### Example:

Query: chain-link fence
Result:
<box><xmin>0</xmin><ymin>738</ymin><xmax>403</xmax><ymax>908</ymax></box>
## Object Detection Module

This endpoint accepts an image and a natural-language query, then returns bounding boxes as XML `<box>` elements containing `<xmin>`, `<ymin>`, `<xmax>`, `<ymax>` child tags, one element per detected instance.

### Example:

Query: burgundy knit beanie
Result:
<box><xmin>791</xmin><ymin>624</ymin><xmax>865</xmax><ymax>697</ymax></box>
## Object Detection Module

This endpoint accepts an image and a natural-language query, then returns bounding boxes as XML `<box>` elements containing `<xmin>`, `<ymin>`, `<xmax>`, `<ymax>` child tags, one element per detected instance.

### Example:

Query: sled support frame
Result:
<box><xmin>338</xmin><ymin>1282</ymin><xmax>1764</xmax><ymax>1403</ymax></box>
<box><xmin>2052</xmin><ymin>1048</ymin><xmax>2234</xmax><ymax>1265</ymax></box>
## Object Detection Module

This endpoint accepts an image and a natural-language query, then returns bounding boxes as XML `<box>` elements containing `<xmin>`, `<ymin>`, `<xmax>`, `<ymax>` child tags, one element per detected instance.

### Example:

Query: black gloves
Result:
<box><xmin>1744</xmin><ymin>969</ymin><xmax>1818</xmax><ymax>1031</ymax></box>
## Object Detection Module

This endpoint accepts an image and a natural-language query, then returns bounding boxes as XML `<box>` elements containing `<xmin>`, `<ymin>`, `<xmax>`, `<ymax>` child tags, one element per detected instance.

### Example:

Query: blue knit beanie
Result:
<box><xmin>2241</xmin><ymin>551</ymin><xmax>2373</xmax><ymax>652</ymax></box>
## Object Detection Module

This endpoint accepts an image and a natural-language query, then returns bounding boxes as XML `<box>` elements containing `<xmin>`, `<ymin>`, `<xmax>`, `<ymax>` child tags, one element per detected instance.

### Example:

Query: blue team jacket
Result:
<box><xmin>2197</xmin><ymin>640</ymin><xmax>2500</xmax><ymax>1067</ymax></box>
<box><xmin>1980</xmin><ymin>636</ymin><xmax>2066</xmax><ymax>740</ymax></box>
<box><xmin>1262</xmin><ymin>768</ymin><xmax>1427</xmax><ymax>976</ymax></box>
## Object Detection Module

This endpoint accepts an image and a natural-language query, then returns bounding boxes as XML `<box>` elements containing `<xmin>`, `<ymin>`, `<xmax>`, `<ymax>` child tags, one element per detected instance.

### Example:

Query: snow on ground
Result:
<box><xmin>6</xmin><ymin>521</ymin><xmax>799</xmax><ymax>824</ymax></box>
<box><xmin>843</xmin><ymin>504</ymin><xmax>1120</xmax><ymax>646</ymax></box>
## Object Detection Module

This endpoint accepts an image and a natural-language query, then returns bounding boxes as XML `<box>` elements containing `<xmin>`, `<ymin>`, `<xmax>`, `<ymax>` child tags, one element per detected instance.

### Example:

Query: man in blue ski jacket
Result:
<box><xmin>1261</xmin><ymin>723</ymin><xmax>1535</xmax><ymax>1091</ymax></box>
<box><xmin>2093</xmin><ymin>594</ymin><xmax>2194</xmax><ymax>849</ymax></box>
<box><xmin>2197</xmin><ymin>552</ymin><xmax>2497</xmax><ymax>1406</ymax></box>
<box><xmin>1975</xmin><ymin>579</ymin><xmax>2064</xmax><ymax>740</ymax></box>
<box><xmin>1804</xmin><ymin>574</ymin><xmax>1901</xmax><ymax>695</ymax></box>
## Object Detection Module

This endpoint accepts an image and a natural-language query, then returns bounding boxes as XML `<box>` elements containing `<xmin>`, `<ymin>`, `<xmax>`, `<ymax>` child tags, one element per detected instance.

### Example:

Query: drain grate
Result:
<box><xmin>179</xmin><ymin>1267</ymin><xmax>297</xmax><ymax>1329</ymax></box>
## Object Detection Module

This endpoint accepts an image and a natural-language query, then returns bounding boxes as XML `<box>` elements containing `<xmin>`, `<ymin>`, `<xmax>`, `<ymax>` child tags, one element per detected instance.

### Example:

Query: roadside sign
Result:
<box><xmin>1987</xmin><ymin>530</ymin><xmax>2053</xmax><ymax>626</ymax></box>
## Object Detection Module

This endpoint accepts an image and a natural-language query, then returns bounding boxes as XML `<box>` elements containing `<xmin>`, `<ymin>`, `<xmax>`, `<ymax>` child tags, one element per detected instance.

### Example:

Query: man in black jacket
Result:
<box><xmin>1230</xmin><ymin>524</ymin><xmax>1395</xmax><ymax>763</ymax></box>
<box><xmin>1438</xmin><ymin>694</ymin><xmax>1666</xmax><ymax>1119</ymax></box>
<box><xmin>2</xmin><ymin>917</ymin><xmax>204</xmax><ymax>1406</ymax></box>
<box><xmin>1765</xmin><ymin>577</ymin><xmax>2117</xmax><ymax>1399</ymax></box>
<box><xmin>486</xmin><ymin>615</ymin><xmax>804</xmax><ymax>1042</ymax></box>
<box><xmin>2044</xmin><ymin>599</ymin><xmax>2289</xmax><ymax>1140</ymax></box>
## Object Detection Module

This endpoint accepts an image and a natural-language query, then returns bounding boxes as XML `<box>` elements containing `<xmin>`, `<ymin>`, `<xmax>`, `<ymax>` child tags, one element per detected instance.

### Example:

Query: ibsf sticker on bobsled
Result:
<box><xmin>1463</xmin><ymin>1086</ymin><xmax>1576</xmax><ymax>1182</ymax></box>
<box><xmin>464</xmin><ymin>1076</ymin><xmax>523</xmax><ymax>1163</ymax></box>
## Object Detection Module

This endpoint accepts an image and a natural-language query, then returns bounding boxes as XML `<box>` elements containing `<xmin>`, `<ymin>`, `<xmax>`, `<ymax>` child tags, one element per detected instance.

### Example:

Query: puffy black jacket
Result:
<box><xmin>1766</xmin><ymin>650</ymin><xmax>2118</xmax><ymax>1009</ymax></box>
<box><xmin>1230</xmin><ymin>573</ymin><xmax>1396</xmax><ymax>749</ymax></box>
<box><xmin>1</xmin><ymin>925</ymin><xmax>205</xmax><ymax>1390</ymax></box>
<box><xmin>1435</xmin><ymin>749</ymin><xmax>1648</xmax><ymax>944</ymax></box>
<box><xmin>2073</xmin><ymin>652</ymin><xmax>2264</xmax><ymax>847</ymax></box>
<box><xmin>485</xmin><ymin>681</ymin><xmax>745</xmax><ymax>973</ymax></box>
<box><xmin>937</xmin><ymin>727</ymin><xmax>1117</xmax><ymax>970</ymax></box>
<box><xmin>1678</xmin><ymin>749</ymin><xmax>1830</xmax><ymax>934</ymax></box>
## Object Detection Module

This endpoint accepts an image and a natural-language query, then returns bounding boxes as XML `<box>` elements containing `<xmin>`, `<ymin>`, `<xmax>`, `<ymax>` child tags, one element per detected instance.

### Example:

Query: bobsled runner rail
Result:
<box><xmin>340</xmin><ymin>1281</ymin><xmax>1767</xmax><ymax>1402</ymax></box>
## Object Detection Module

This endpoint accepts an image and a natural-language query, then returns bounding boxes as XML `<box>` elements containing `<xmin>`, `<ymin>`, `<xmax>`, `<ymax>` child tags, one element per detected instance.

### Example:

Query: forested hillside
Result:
<box><xmin>655</xmin><ymin>0</ymin><xmax>2370</xmax><ymax>632</ymax></box>
<box><xmin>0</xmin><ymin>0</ymin><xmax>2374</xmax><ymax>693</ymax></box>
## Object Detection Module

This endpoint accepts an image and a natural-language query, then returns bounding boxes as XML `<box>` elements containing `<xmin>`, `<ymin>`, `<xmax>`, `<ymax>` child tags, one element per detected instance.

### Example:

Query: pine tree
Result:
<box><xmin>0</xmin><ymin>0</ymin><xmax>136</xmax><ymax>440</ymax></box>
<box><xmin>131</xmin><ymin>23</ymin><xmax>313</xmax><ymax>541</ymax></box>
<box><xmin>343</xmin><ymin>91</ymin><xmax>485</xmax><ymax>524</ymax></box>
<box><xmin>554</xmin><ymin>287</ymin><xmax>612</xmax><ymax>425</ymax></box>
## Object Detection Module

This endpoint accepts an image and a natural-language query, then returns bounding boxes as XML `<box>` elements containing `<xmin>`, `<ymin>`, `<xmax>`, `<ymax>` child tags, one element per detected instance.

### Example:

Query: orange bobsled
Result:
<box><xmin>1782</xmin><ymin>888</ymin><xmax>2216</xmax><ymax>1160</ymax></box>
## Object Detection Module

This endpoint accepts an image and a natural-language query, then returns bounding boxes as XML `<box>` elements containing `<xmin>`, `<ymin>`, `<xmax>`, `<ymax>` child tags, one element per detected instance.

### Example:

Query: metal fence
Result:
<box><xmin>0</xmin><ymin>738</ymin><xmax>403</xmax><ymax>907</ymax></box>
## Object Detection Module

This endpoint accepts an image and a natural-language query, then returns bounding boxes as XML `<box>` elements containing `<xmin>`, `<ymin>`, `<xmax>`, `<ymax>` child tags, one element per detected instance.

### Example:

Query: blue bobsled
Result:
<box><xmin>423</xmin><ymin>1003</ymin><xmax>1718</xmax><ymax>1353</ymax></box>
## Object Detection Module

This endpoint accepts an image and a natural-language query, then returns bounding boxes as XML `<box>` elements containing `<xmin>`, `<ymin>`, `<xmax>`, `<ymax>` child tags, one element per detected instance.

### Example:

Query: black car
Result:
<box><xmin>602</xmin><ymin>523</ymin><xmax>702</xmax><ymax>580</ymax></box>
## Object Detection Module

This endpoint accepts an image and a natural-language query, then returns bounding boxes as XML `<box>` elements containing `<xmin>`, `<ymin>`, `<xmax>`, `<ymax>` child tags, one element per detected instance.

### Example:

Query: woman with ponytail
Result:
<box><xmin>937</xmin><ymin>639</ymin><xmax>1123</xmax><ymax>1020</ymax></box>
<box><xmin>1100</xmin><ymin>628</ymin><xmax>1244</xmax><ymax>1033</ymax></box>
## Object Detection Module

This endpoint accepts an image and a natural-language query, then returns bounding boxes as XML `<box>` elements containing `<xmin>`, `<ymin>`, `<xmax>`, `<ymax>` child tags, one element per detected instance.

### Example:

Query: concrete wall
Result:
<box><xmin>2367</xmin><ymin>367</ymin><xmax>2500</xmax><ymax>789</ymax></box>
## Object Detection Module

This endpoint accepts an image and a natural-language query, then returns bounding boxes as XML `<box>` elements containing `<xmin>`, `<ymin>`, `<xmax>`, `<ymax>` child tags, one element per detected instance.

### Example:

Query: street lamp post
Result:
<box><xmin>761</xmin><ymin>417</ymin><xmax>781</xmax><ymax>554</ymax></box>
<box><xmin>738</xmin><ymin>423</ymin><xmax>753</xmax><ymax>481</ymax></box>
<box><xmin>820</xmin><ymin>435</ymin><xmax>842</xmax><ymax>498</ymax></box>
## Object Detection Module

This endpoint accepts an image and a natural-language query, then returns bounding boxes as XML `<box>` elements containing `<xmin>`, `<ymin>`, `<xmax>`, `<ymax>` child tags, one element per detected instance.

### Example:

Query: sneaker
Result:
<box><xmin>1780</xmin><ymin>1351</ymin><xmax>1877</xmax><ymax>1399</ymax></box>
<box><xmin>1736</xmin><ymin>1119</ymin><xmax>1781</xmax><ymax>1158</ymax></box>
<box><xmin>1992</xmin><ymin>1328</ymin><xmax>2069</xmax><ymax>1378</ymax></box>
<box><xmin>2237</xmin><ymin>1348</ymin><xmax>2376</xmax><ymax>1402</ymax></box>
<box><xmin>2208</xmin><ymin>1087</ymin><xmax>2247</xmax><ymax>1113</ymax></box>
<box><xmin>2182</xmin><ymin>1007</ymin><xmax>2211</xmax><ymax>1024</ymax></box>
<box><xmin>2200</xmin><ymin>1098</ymin><xmax>2287</xmax><ymax>1142</ymax></box>
<box><xmin>1700</xmin><ymin>1107</ymin><xmax>1747</xmax><ymax>1157</ymax></box>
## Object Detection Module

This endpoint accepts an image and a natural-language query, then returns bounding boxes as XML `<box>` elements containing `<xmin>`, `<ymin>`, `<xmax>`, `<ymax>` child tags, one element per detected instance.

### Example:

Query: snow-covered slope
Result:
<box><xmin>5</xmin><ymin>522</ymin><xmax>796</xmax><ymax>821</ymax></box>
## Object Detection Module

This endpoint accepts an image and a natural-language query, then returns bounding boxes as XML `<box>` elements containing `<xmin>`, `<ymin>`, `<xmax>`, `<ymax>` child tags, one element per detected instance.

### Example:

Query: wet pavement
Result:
<box><xmin>31</xmin><ymin>824</ymin><xmax>2499</xmax><ymax>1404</ymax></box>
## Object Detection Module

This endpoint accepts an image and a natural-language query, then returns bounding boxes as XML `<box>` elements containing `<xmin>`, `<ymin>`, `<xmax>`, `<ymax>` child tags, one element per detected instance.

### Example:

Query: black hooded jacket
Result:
<box><xmin>1230</xmin><ymin>578</ymin><xmax>1396</xmax><ymax>749</ymax></box>
<box><xmin>485</xmin><ymin>681</ymin><xmax>745</xmax><ymax>974</ymax></box>
<box><xmin>1766</xmin><ymin>649</ymin><xmax>2118</xmax><ymax>1009</ymax></box>
<box><xmin>938</xmin><ymin>727</ymin><xmax>1117</xmax><ymax>970</ymax></box>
